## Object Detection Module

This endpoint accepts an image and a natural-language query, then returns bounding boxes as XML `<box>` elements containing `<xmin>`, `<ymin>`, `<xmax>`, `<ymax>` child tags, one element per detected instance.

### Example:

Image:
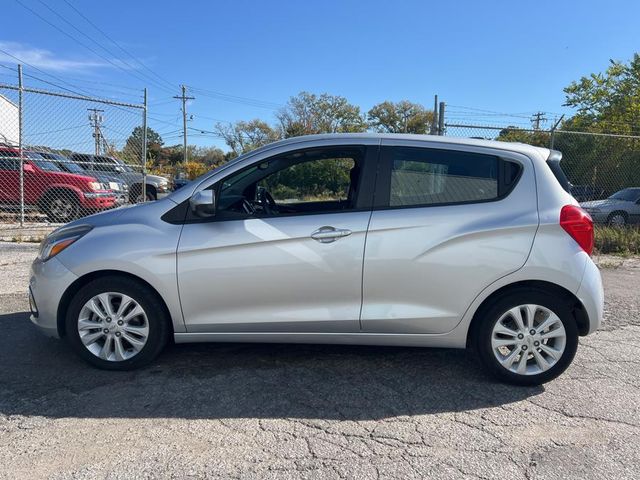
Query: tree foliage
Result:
<box><xmin>563</xmin><ymin>54</ymin><xmax>640</xmax><ymax>135</ymax></box>
<box><xmin>215</xmin><ymin>119</ymin><xmax>280</xmax><ymax>158</ymax></box>
<box><xmin>367</xmin><ymin>100</ymin><xmax>433</xmax><ymax>133</ymax></box>
<box><xmin>276</xmin><ymin>92</ymin><xmax>367</xmax><ymax>137</ymax></box>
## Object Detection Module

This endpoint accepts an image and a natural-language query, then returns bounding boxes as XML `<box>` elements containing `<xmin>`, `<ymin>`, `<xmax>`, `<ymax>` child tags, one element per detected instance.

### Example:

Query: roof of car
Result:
<box><xmin>246</xmin><ymin>133</ymin><xmax>552</xmax><ymax>161</ymax></box>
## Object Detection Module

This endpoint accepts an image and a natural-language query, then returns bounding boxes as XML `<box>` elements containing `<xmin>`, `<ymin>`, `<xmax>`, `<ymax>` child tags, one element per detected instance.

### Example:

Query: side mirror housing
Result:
<box><xmin>114</xmin><ymin>165</ymin><xmax>125</xmax><ymax>173</ymax></box>
<box><xmin>190</xmin><ymin>190</ymin><xmax>216</xmax><ymax>218</ymax></box>
<box><xmin>23</xmin><ymin>163</ymin><xmax>35</xmax><ymax>173</ymax></box>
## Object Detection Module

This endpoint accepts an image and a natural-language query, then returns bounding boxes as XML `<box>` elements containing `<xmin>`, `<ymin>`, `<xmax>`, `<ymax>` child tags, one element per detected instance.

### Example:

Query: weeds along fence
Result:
<box><xmin>444</xmin><ymin>123</ymin><xmax>640</xmax><ymax>202</ymax></box>
<box><xmin>0</xmin><ymin>67</ymin><xmax>147</xmax><ymax>239</ymax></box>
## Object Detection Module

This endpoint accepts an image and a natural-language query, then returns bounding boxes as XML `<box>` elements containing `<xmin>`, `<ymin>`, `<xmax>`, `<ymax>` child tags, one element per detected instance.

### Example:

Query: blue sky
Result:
<box><xmin>1</xmin><ymin>0</ymin><xmax>639</xmax><ymax>151</ymax></box>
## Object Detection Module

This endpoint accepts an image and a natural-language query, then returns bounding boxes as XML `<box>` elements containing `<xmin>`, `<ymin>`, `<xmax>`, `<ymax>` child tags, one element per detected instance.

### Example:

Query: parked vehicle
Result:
<box><xmin>36</xmin><ymin>151</ymin><xmax>129</xmax><ymax>206</ymax></box>
<box><xmin>581</xmin><ymin>188</ymin><xmax>640</xmax><ymax>226</ymax></box>
<box><xmin>0</xmin><ymin>146</ymin><xmax>116</xmax><ymax>222</ymax></box>
<box><xmin>69</xmin><ymin>153</ymin><xmax>171</xmax><ymax>202</ymax></box>
<box><xmin>29</xmin><ymin>134</ymin><xmax>603</xmax><ymax>385</ymax></box>
<box><xmin>570</xmin><ymin>184</ymin><xmax>606</xmax><ymax>203</ymax></box>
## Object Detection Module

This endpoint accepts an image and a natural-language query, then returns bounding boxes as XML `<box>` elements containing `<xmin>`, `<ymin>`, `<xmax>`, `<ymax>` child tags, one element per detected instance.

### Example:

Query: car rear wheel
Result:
<box><xmin>475</xmin><ymin>291</ymin><xmax>578</xmax><ymax>385</ymax></box>
<box><xmin>65</xmin><ymin>276</ymin><xmax>170</xmax><ymax>370</ymax></box>
<box><xmin>45</xmin><ymin>192</ymin><xmax>79</xmax><ymax>223</ymax></box>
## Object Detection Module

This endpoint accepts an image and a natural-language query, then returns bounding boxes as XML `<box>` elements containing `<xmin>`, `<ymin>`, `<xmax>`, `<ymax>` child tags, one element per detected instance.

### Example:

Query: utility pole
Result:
<box><xmin>438</xmin><ymin>101</ymin><xmax>446</xmax><ymax>136</ymax></box>
<box><xmin>430</xmin><ymin>95</ymin><xmax>439</xmax><ymax>135</ymax></box>
<box><xmin>531</xmin><ymin>111</ymin><xmax>547</xmax><ymax>130</ymax></box>
<box><xmin>174</xmin><ymin>85</ymin><xmax>194</xmax><ymax>164</ymax></box>
<box><xmin>87</xmin><ymin>108</ymin><xmax>104</xmax><ymax>155</ymax></box>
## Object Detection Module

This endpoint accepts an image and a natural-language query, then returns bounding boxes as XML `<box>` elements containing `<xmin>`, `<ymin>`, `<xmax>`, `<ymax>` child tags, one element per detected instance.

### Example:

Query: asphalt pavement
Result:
<box><xmin>0</xmin><ymin>243</ymin><xmax>638</xmax><ymax>479</ymax></box>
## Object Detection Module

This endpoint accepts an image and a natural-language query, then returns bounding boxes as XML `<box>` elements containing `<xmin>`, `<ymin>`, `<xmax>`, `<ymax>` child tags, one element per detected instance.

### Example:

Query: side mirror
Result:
<box><xmin>190</xmin><ymin>190</ymin><xmax>216</xmax><ymax>218</ymax></box>
<box><xmin>23</xmin><ymin>163</ymin><xmax>35</xmax><ymax>173</ymax></box>
<box><xmin>114</xmin><ymin>165</ymin><xmax>125</xmax><ymax>173</ymax></box>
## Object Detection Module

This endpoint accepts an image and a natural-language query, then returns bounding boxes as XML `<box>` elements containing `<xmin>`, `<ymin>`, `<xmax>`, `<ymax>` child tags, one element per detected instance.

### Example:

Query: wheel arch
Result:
<box><xmin>56</xmin><ymin>269</ymin><xmax>174</xmax><ymax>338</ymax></box>
<box><xmin>465</xmin><ymin>280</ymin><xmax>590</xmax><ymax>348</ymax></box>
<box><xmin>39</xmin><ymin>186</ymin><xmax>83</xmax><ymax>207</ymax></box>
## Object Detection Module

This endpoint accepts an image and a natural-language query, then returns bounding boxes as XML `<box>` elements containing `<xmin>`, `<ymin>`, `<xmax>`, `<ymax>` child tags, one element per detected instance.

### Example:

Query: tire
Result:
<box><xmin>607</xmin><ymin>211</ymin><xmax>627</xmax><ymax>227</ymax></box>
<box><xmin>44</xmin><ymin>191</ymin><xmax>79</xmax><ymax>223</ymax></box>
<box><xmin>65</xmin><ymin>276</ymin><xmax>170</xmax><ymax>370</ymax></box>
<box><xmin>474</xmin><ymin>290</ymin><xmax>578</xmax><ymax>386</ymax></box>
<box><xmin>130</xmin><ymin>185</ymin><xmax>156</xmax><ymax>203</ymax></box>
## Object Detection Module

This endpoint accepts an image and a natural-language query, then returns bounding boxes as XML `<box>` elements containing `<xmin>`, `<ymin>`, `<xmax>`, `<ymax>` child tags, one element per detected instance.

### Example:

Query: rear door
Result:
<box><xmin>361</xmin><ymin>140</ymin><xmax>538</xmax><ymax>334</ymax></box>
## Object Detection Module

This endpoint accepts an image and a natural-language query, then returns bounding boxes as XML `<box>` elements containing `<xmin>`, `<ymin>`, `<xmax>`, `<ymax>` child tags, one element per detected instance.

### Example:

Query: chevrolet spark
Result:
<box><xmin>29</xmin><ymin>134</ymin><xmax>603</xmax><ymax>385</ymax></box>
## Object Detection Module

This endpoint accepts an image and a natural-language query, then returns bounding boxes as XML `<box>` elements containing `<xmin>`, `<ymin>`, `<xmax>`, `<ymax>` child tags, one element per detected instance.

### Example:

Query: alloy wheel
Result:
<box><xmin>77</xmin><ymin>292</ymin><xmax>149</xmax><ymax>362</ymax></box>
<box><xmin>491</xmin><ymin>304</ymin><xmax>566</xmax><ymax>376</ymax></box>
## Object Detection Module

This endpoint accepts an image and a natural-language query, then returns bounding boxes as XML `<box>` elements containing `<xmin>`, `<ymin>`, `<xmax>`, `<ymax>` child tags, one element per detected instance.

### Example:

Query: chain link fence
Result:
<box><xmin>444</xmin><ymin>123</ymin><xmax>640</xmax><ymax>207</ymax></box>
<box><xmin>0</xmin><ymin>68</ymin><xmax>148</xmax><ymax>239</ymax></box>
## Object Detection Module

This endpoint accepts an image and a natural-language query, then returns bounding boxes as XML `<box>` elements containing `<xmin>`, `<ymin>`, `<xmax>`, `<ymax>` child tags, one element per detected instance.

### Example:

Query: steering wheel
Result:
<box><xmin>241</xmin><ymin>198</ymin><xmax>256</xmax><ymax>216</ymax></box>
<box><xmin>258</xmin><ymin>188</ymin><xmax>278</xmax><ymax>215</ymax></box>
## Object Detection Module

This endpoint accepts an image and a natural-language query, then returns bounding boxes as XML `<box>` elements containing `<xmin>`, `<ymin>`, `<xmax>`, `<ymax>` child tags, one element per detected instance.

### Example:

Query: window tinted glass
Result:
<box><xmin>0</xmin><ymin>157</ymin><xmax>18</xmax><ymax>170</ymax></box>
<box><xmin>217</xmin><ymin>147</ymin><xmax>364</xmax><ymax>217</ymax></box>
<box><xmin>387</xmin><ymin>147</ymin><xmax>499</xmax><ymax>207</ymax></box>
<box><xmin>610</xmin><ymin>189</ymin><xmax>640</xmax><ymax>202</ymax></box>
<box><xmin>259</xmin><ymin>157</ymin><xmax>355</xmax><ymax>204</ymax></box>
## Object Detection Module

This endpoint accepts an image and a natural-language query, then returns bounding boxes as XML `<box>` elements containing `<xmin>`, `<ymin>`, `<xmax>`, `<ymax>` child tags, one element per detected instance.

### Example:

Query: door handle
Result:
<box><xmin>311</xmin><ymin>226</ymin><xmax>352</xmax><ymax>243</ymax></box>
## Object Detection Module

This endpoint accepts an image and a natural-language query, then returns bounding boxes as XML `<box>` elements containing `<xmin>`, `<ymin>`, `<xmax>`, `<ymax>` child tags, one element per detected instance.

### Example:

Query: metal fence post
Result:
<box><xmin>141</xmin><ymin>88</ymin><xmax>147</xmax><ymax>202</ymax></box>
<box><xmin>17</xmin><ymin>65</ymin><xmax>24</xmax><ymax>227</ymax></box>
<box><xmin>438</xmin><ymin>102</ymin><xmax>445</xmax><ymax>135</ymax></box>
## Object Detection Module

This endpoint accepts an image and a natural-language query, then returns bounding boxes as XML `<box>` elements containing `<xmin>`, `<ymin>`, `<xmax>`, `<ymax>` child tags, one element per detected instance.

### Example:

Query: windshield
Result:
<box><xmin>113</xmin><ymin>158</ymin><xmax>134</xmax><ymax>172</ymax></box>
<box><xmin>39</xmin><ymin>153</ymin><xmax>85</xmax><ymax>174</ymax></box>
<box><xmin>609</xmin><ymin>189</ymin><xmax>640</xmax><ymax>202</ymax></box>
<box><xmin>26</xmin><ymin>153</ymin><xmax>63</xmax><ymax>172</ymax></box>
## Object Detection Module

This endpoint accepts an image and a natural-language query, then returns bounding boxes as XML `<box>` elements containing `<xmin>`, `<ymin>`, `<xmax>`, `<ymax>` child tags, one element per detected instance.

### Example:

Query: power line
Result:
<box><xmin>35</xmin><ymin>0</ymin><xmax>174</xmax><ymax>94</ymax></box>
<box><xmin>61</xmin><ymin>0</ymin><xmax>177</xmax><ymax>92</ymax></box>
<box><xmin>14</xmin><ymin>0</ymin><xmax>175</xmax><ymax>95</ymax></box>
<box><xmin>187</xmin><ymin>85</ymin><xmax>283</xmax><ymax>109</ymax></box>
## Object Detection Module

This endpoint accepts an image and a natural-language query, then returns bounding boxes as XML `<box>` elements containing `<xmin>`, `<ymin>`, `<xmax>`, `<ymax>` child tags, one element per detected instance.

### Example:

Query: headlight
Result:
<box><xmin>109</xmin><ymin>182</ymin><xmax>121</xmax><ymax>191</ymax></box>
<box><xmin>38</xmin><ymin>225</ymin><xmax>93</xmax><ymax>262</ymax></box>
<box><xmin>586</xmin><ymin>208</ymin><xmax>601</xmax><ymax>213</ymax></box>
<box><xmin>88</xmin><ymin>182</ymin><xmax>102</xmax><ymax>191</ymax></box>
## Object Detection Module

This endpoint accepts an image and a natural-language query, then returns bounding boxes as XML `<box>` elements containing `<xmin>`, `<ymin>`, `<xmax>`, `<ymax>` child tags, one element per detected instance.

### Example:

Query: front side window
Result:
<box><xmin>385</xmin><ymin>147</ymin><xmax>503</xmax><ymax>207</ymax></box>
<box><xmin>217</xmin><ymin>147</ymin><xmax>364</xmax><ymax>218</ymax></box>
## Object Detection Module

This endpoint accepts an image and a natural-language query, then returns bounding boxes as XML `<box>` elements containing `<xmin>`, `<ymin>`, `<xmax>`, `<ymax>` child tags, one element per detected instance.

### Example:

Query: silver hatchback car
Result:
<box><xmin>29</xmin><ymin>134</ymin><xmax>603</xmax><ymax>385</ymax></box>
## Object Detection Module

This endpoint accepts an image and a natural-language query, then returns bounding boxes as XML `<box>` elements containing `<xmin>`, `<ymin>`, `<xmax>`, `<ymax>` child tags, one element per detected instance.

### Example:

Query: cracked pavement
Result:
<box><xmin>0</xmin><ymin>244</ymin><xmax>638</xmax><ymax>479</ymax></box>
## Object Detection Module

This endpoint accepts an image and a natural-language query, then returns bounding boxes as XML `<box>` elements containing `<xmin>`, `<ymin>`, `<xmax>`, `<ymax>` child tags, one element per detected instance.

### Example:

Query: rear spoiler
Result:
<box><xmin>546</xmin><ymin>150</ymin><xmax>571</xmax><ymax>193</ymax></box>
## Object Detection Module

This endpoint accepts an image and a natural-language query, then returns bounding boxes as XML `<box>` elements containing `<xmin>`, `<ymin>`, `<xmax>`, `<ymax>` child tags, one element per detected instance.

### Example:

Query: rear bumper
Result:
<box><xmin>29</xmin><ymin>257</ymin><xmax>78</xmax><ymax>338</ymax></box>
<box><xmin>576</xmin><ymin>258</ymin><xmax>604</xmax><ymax>335</ymax></box>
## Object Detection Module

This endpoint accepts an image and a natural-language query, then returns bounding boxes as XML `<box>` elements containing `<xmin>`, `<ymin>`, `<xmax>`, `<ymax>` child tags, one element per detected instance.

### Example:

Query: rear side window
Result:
<box><xmin>383</xmin><ymin>147</ymin><xmax>519</xmax><ymax>207</ymax></box>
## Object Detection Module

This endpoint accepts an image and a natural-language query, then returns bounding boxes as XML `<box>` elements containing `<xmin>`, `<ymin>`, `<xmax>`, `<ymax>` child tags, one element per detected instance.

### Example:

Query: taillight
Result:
<box><xmin>560</xmin><ymin>205</ymin><xmax>594</xmax><ymax>255</ymax></box>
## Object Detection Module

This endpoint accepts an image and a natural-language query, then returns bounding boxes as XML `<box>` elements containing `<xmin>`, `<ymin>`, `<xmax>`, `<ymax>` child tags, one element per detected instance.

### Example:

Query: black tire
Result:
<box><xmin>65</xmin><ymin>276</ymin><xmax>170</xmax><ymax>370</ymax></box>
<box><xmin>607</xmin><ymin>211</ymin><xmax>628</xmax><ymax>227</ymax></box>
<box><xmin>130</xmin><ymin>185</ymin><xmax>156</xmax><ymax>203</ymax></box>
<box><xmin>474</xmin><ymin>289</ymin><xmax>578</xmax><ymax>386</ymax></box>
<box><xmin>44</xmin><ymin>191</ymin><xmax>79</xmax><ymax>223</ymax></box>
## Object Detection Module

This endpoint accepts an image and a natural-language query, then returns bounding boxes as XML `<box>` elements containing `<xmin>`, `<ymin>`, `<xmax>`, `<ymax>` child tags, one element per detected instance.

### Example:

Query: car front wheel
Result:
<box><xmin>65</xmin><ymin>276</ymin><xmax>170</xmax><ymax>370</ymax></box>
<box><xmin>475</xmin><ymin>291</ymin><xmax>578</xmax><ymax>385</ymax></box>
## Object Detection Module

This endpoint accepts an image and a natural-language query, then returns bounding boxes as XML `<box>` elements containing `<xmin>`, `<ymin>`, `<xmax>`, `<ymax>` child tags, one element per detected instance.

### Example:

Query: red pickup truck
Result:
<box><xmin>0</xmin><ymin>146</ymin><xmax>116</xmax><ymax>222</ymax></box>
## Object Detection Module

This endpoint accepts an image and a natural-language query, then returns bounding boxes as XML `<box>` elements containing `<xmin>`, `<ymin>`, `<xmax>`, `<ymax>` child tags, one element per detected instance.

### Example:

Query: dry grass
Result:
<box><xmin>594</xmin><ymin>225</ymin><xmax>640</xmax><ymax>256</ymax></box>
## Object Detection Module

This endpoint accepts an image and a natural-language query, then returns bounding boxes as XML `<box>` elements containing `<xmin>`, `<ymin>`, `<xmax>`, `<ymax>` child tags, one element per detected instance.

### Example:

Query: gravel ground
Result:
<box><xmin>0</xmin><ymin>243</ymin><xmax>639</xmax><ymax>479</ymax></box>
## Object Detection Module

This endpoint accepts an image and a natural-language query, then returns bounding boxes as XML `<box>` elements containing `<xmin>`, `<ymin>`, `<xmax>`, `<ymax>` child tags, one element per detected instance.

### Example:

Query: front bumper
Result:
<box><xmin>80</xmin><ymin>192</ymin><xmax>117</xmax><ymax>210</ymax></box>
<box><xmin>29</xmin><ymin>257</ymin><xmax>79</xmax><ymax>338</ymax></box>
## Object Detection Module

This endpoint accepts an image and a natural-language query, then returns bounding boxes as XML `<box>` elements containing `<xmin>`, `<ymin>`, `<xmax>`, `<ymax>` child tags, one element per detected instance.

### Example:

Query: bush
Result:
<box><xmin>594</xmin><ymin>226</ymin><xmax>640</xmax><ymax>255</ymax></box>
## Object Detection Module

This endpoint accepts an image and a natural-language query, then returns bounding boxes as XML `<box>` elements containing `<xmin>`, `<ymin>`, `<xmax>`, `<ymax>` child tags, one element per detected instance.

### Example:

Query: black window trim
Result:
<box><xmin>372</xmin><ymin>145</ymin><xmax>523</xmax><ymax>211</ymax></box>
<box><xmin>162</xmin><ymin>144</ymin><xmax>380</xmax><ymax>225</ymax></box>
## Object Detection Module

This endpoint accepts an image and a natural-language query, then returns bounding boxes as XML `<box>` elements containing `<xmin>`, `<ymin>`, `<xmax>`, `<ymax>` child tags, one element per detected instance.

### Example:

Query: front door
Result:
<box><xmin>177</xmin><ymin>145</ymin><xmax>378</xmax><ymax>333</ymax></box>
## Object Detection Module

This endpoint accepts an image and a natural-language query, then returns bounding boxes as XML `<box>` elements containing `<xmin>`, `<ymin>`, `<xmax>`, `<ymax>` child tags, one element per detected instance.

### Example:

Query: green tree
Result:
<box><xmin>215</xmin><ymin>119</ymin><xmax>281</xmax><ymax>157</ymax></box>
<box><xmin>367</xmin><ymin>100</ymin><xmax>433</xmax><ymax>133</ymax></box>
<box><xmin>123</xmin><ymin>126</ymin><xmax>164</xmax><ymax>163</ymax></box>
<box><xmin>276</xmin><ymin>92</ymin><xmax>367</xmax><ymax>137</ymax></box>
<box><xmin>564</xmin><ymin>54</ymin><xmax>640</xmax><ymax>135</ymax></box>
<box><xmin>495</xmin><ymin>126</ymin><xmax>550</xmax><ymax>147</ymax></box>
